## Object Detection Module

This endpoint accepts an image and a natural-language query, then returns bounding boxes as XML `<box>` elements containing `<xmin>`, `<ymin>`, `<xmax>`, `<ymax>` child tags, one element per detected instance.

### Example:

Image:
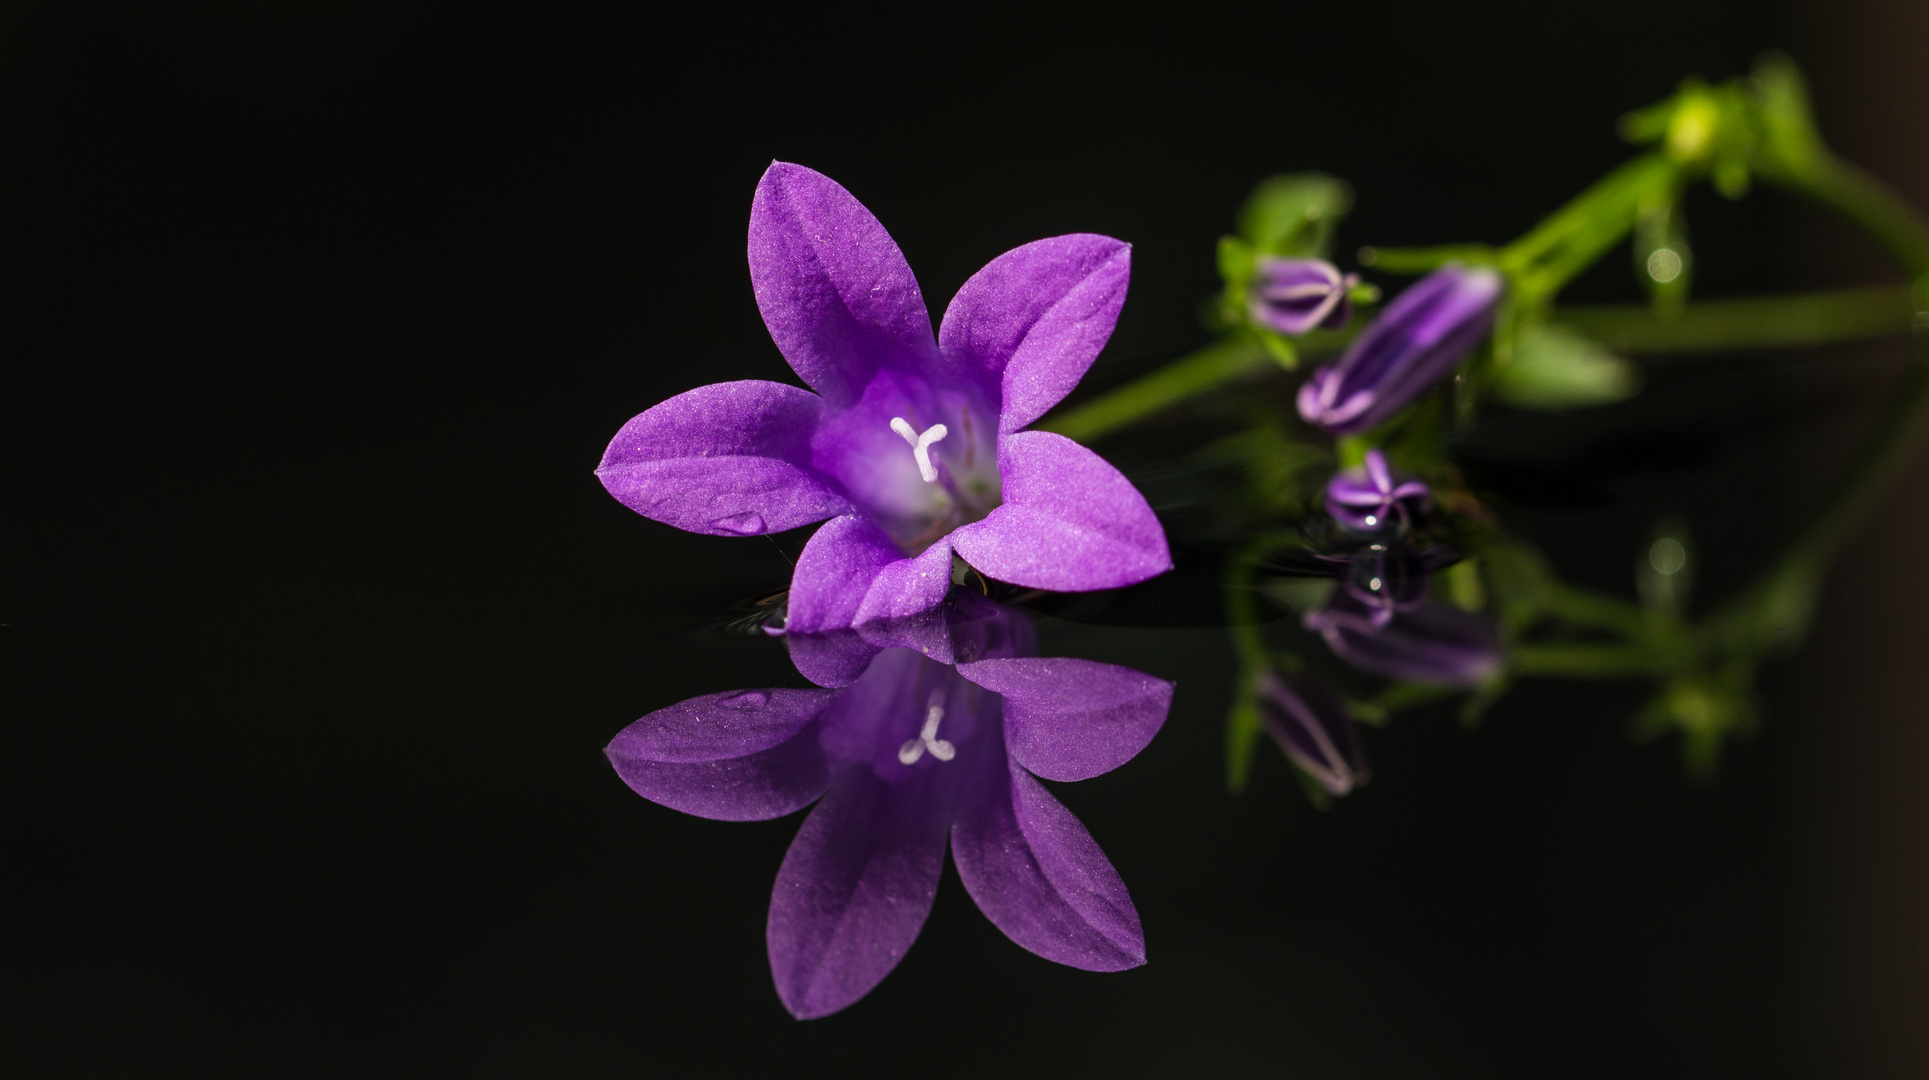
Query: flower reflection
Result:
<box><xmin>1258</xmin><ymin>672</ymin><xmax>1370</xmax><ymax>796</ymax></box>
<box><xmin>1305</xmin><ymin>588</ymin><xmax>1503</xmax><ymax>687</ymax></box>
<box><xmin>605</xmin><ymin>598</ymin><xmax>1173</xmax><ymax>1019</ymax></box>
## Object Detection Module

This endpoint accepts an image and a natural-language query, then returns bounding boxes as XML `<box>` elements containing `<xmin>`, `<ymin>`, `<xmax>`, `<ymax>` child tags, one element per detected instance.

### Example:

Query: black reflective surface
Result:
<box><xmin>8</xmin><ymin>3</ymin><xmax>1927</xmax><ymax>1076</ymax></box>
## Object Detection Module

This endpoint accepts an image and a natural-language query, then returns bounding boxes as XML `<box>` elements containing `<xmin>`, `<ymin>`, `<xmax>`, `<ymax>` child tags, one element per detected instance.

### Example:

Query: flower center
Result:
<box><xmin>889</xmin><ymin>416</ymin><xmax>949</xmax><ymax>484</ymax></box>
<box><xmin>897</xmin><ymin>689</ymin><xmax>955</xmax><ymax>765</ymax></box>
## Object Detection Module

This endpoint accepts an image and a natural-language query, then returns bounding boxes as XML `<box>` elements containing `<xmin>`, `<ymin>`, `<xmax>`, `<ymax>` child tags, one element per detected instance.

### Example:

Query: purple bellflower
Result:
<box><xmin>605</xmin><ymin>598</ymin><xmax>1174</xmax><ymax>1019</ymax></box>
<box><xmin>1249</xmin><ymin>257</ymin><xmax>1358</xmax><ymax>336</ymax></box>
<box><xmin>597</xmin><ymin>163</ymin><xmax>1172</xmax><ymax>637</ymax></box>
<box><xmin>1258</xmin><ymin>672</ymin><xmax>1370</xmax><ymax>796</ymax></box>
<box><xmin>1297</xmin><ymin>264</ymin><xmax>1502</xmax><ymax>435</ymax></box>
<box><xmin>1304</xmin><ymin>589</ymin><xmax>1503</xmax><ymax>687</ymax></box>
<box><xmin>1325</xmin><ymin>448</ymin><xmax>1429</xmax><ymax>535</ymax></box>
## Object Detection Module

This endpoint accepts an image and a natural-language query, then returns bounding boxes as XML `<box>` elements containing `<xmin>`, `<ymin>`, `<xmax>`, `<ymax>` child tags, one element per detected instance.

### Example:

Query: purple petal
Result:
<box><xmin>855</xmin><ymin>538</ymin><xmax>956</xmax><ymax>626</ymax></box>
<box><xmin>950</xmin><ymin>431</ymin><xmax>1172</xmax><ymax>592</ymax></box>
<box><xmin>596</xmin><ymin>380</ymin><xmax>849</xmax><ymax>536</ymax></box>
<box><xmin>957</xmin><ymin>657</ymin><xmax>1171</xmax><ymax>782</ymax></box>
<box><xmin>945</xmin><ymin>592</ymin><xmax>1039</xmax><ymax>663</ymax></box>
<box><xmin>749</xmin><ymin>162</ymin><xmax>941</xmax><ymax>407</ymax></box>
<box><xmin>787</xmin><ymin>515</ymin><xmax>952</xmax><ymax>636</ymax></box>
<box><xmin>951</xmin><ymin>760</ymin><xmax>1145</xmax><ymax>971</ymax></box>
<box><xmin>785</xmin><ymin>628</ymin><xmax>882</xmax><ymax>690</ymax></box>
<box><xmin>786</xmin><ymin>608</ymin><xmax>956</xmax><ymax>690</ymax></box>
<box><xmin>766</xmin><ymin>764</ymin><xmax>955</xmax><ymax>1019</ymax></box>
<box><xmin>1364</xmin><ymin>449</ymin><xmax>1393</xmax><ymax>492</ymax></box>
<box><xmin>937</xmin><ymin>234</ymin><xmax>1131</xmax><ymax>433</ymax></box>
<box><xmin>606</xmin><ymin>689</ymin><xmax>838</xmax><ymax>821</ymax></box>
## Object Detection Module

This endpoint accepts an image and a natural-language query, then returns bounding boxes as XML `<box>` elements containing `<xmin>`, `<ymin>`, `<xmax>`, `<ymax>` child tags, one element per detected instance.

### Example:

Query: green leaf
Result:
<box><xmin>1216</xmin><ymin>235</ymin><xmax>1256</xmax><ymax>288</ymax></box>
<box><xmin>1256</xmin><ymin>329</ymin><xmax>1298</xmax><ymax>369</ymax></box>
<box><xmin>1747</xmin><ymin>51</ymin><xmax>1823</xmax><ymax>176</ymax></box>
<box><xmin>1494</xmin><ymin>323</ymin><xmax>1641</xmax><ymax>409</ymax></box>
<box><xmin>1237</xmin><ymin>173</ymin><xmax>1354</xmax><ymax>258</ymax></box>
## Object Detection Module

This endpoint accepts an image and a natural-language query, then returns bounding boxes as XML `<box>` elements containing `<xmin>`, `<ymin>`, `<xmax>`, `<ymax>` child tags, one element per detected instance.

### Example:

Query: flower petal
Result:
<box><xmin>787</xmin><ymin>516</ymin><xmax>955</xmax><ymax>636</ymax></box>
<box><xmin>596</xmin><ymin>380</ymin><xmax>849</xmax><ymax>536</ymax></box>
<box><xmin>785</xmin><ymin>609</ymin><xmax>955</xmax><ymax>690</ymax></box>
<box><xmin>766</xmin><ymin>766</ymin><xmax>954</xmax><ymax>1019</ymax></box>
<box><xmin>951</xmin><ymin>760</ymin><xmax>1144</xmax><ymax>971</ymax></box>
<box><xmin>950</xmin><ymin>431</ymin><xmax>1172</xmax><ymax>591</ymax></box>
<box><xmin>937</xmin><ymin>234</ymin><xmax>1131</xmax><ymax>433</ymax></box>
<box><xmin>957</xmin><ymin>657</ymin><xmax>1171</xmax><ymax>782</ymax></box>
<box><xmin>605</xmin><ymin>689</ymin><xmax>838</xmax><ymax>821</ymax></box>
<box><xmin>853</xmin><ymin>537</ymin><xmax>955</xmax><ymax>627</ymax></box>
<box><xmin>749</xmin><ymin>162</ymin><xmax>941</xmax><ymax>407</ymax></box>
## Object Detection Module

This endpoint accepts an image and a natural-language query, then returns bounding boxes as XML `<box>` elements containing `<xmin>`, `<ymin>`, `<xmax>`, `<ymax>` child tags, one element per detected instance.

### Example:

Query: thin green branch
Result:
<box><xmin>1773</xmin><ymin>158</ymin><xmax>1929</xmax><ymax>277</ymax></box>
<box><xmin>1039</xmin><ymin>338</ymin><xmax>1270</xmax><ymax>443</ymax></box>
<box><xmin>1511</xmin><ymin>644</ymin><xmax>1684</xmax><ymax>678</ymax></box>
<box><xmin>1556</xmin><ymin>284</ymin><xmax>1915</xmax><ymax>354</ymax></box>
<box><xmin>1501</xmin><ymin>153</ymin><xmax>1678</xmax><ymax>275</ymax></box>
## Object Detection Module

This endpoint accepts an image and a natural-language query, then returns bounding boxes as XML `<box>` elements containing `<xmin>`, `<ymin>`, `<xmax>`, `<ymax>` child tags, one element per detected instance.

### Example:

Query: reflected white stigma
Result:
<box><xmin>890</xmin><ymin>417</ymin><xmax>949</xmax><ymax>484</ymax></box>
<box><xmin>898</xmin><ymin>689</ymin><xmax>956</xmax><ymax>765</ymax></box>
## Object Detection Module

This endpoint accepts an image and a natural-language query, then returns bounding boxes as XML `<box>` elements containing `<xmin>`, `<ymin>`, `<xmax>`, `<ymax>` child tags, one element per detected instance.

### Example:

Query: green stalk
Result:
<box><xmin>1222</xmin><ymin>532</ymin><xmax>1291</xmax><ymax>793</ymax></box>
<box><xmin>1774</xmin><ymin>158</ymin><xmax>1929</xmax><ymax>276</ymax></box>
<box><xmin>1039</xmin><ymin>338</ymin><xmax>1270</xmax><ymax>443</ymax></box>
<box><xmin>1556</xmin><ymin>284</ymin><xmax>1915</xmax><ymax>353</ymax></box>
<box><xmin>1511</xmin><ymin>644</ymin><xmax>1684</xmax><ymax>678</ymax></box>
<box><xmin>1500</xmin><ymin>154</ymin><xmax>1678</xmax><ymax>275</ymax></box>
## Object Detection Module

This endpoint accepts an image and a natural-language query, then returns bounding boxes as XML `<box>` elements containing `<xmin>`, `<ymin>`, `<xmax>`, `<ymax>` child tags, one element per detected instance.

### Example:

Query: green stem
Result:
<box><xmin>1501</xmin><ymin>154</ymin><xmax>1678</xmax><ymax>276</ymax></box>
<box><xmin>1709</xmin><ymin>326</ymin><xmax>1929</xmax><ymax>651</ymax></box>
<box><xmin>1223</xmin><ymin>530</ymin><xmax>1303</xmax><ymax>792</ymax></box>
<box><xmin>1039</xmin><ymin>338</ymin><xmax>1270</xmax><ymax>443</ymax></box>
<box><xmin>1556</xmin><ymin>284</ymin><xmax>1915</xmax><ymax>354</ymax></box>
<box><xmin>1773</xmin><ymin>158</ymin><xmax>1929</xmax><ymax>276</ymax></box>
<box><xmin>1512</xmin><ymin>643</ymin><xmax>1684</xmax><ymax>678</ymax></box>
<box><xmin>1538</xmin><ymin>583</ymin><xmax>1654</xmax><ymax>640</ymax></box>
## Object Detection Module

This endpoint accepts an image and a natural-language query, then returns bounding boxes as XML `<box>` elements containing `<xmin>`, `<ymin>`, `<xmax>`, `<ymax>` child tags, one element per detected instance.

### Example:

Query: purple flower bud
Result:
<box><xmin>1297</xmin><ymin>264</ymin><xmax>1502</xmax><ymax>435</ymax></box>
<box><xmin>1248</xmin><ymin>257</ymin><xmax>1358</xmax><ymax>336</ymax></box>
<box><xmin>1304</xmin><ymin>589</ymin><xmax>1503</xmax><ymax>687</ymax></box>
<box><xmin>1325</xmin><ymin>448</ymin><xmax>1430</xmax><ymax>535</ymax></box>
<box><xmin>1257</xmin><ymin>672</ymin><xmax>1369</xmax><ymax>796</ymax></box>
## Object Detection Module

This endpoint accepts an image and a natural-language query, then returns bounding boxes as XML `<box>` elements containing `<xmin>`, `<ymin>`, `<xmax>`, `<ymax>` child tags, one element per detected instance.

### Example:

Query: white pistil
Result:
<box><xmin>897</xmin><ymin>690</ymin><xmax>956</xmax><ymax>765</ymax></box>
<box><xmin>890</xmin><ymin>416</ymin><xmax>949</xmax><ymax>484</ymax></box>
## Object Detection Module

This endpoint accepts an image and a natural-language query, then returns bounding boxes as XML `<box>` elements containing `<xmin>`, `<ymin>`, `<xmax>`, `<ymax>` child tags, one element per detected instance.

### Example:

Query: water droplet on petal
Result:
<box><xmin>711</xmin><ymin>511</ymin><xmax>765</xmax><ymax>535</ymax></box>
<box><xmin>718</xmin><ymin>690</ymin><xmax>770</xmax><ymax>710</ymax></box>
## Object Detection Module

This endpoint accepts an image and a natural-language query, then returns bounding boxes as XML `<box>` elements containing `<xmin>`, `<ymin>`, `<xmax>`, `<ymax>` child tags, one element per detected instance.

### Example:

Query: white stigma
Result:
<box><xmin>897</xmin><ymin>689</ymin><xmax>956</xmax><ymax>765</ymax></box>
<box><xmin>890</xmin><ymin>416</ymin><xmax>949</xmax><ymax>484</ymax></box>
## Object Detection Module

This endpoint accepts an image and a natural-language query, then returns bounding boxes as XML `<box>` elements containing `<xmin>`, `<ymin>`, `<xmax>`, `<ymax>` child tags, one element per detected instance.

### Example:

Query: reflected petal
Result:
<box><xmin>952</xmin><ymin>760</ymin><xmax>1144</xmax><ymax>971</ymax></box>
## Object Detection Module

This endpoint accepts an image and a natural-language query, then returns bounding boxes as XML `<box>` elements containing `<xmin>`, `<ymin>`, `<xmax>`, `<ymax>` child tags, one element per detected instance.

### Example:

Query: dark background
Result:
<box><xmin>7</xmin><ymin>2</ymin><xmax>1926</xmax><ymax>1076</ymax></box>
